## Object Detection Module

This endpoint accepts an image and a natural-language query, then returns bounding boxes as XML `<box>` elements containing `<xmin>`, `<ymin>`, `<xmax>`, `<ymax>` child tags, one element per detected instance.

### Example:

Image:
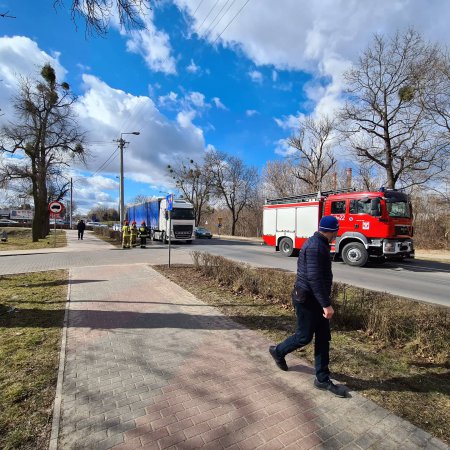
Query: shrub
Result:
<box><xmin>190</xmin><ymin>252</ymin><xmax>450</xmax><ymax>362</ymax></box>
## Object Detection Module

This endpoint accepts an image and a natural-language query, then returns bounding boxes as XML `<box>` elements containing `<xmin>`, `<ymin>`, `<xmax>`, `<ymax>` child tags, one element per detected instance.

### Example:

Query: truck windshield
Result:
<box><xmin>171</xmin><ymin>208</ymin><xmax>195</xmax><ymax>220</ymax></box>
<box><xmin>386</xmin><ymin>201</ymin><xmax>411</xmax><ymax>218</ymax></box>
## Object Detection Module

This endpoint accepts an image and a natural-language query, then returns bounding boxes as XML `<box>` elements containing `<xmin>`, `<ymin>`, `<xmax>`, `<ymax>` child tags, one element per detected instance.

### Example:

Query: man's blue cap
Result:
<box><xmin>319</xmin><ymin>215</ymin><xmax>339</xmax><ymax>232</ymax></box>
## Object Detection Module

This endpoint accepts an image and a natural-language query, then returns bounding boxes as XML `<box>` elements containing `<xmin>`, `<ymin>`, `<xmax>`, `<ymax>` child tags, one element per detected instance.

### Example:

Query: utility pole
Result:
<box><xmin>119</xmin><ymin>137</ymin><xmax>125</xmax><ymax>226</ymax></box>
<box><xmin>116</xmin><ymin>132</ymin><xmax>140</xmax><ymax>225</ymax></box>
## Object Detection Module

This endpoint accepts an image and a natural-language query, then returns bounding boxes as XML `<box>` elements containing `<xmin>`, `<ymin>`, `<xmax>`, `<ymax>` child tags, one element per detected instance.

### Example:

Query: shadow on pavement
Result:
<box><xmin>1</xmin><ymin>308</ymin><xmax>291</xmax><ymax>332</ymax></box>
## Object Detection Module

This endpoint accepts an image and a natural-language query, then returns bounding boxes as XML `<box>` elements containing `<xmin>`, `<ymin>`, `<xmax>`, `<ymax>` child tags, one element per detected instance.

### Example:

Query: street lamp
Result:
<box><xmin>117</xmin><ymin>132</ymin><xmax>140</xmax><ymax>225</ymax></box>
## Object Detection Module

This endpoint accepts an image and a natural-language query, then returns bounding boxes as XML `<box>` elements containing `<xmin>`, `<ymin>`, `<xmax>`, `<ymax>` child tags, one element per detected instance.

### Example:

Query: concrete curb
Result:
<box><xmin>49</xmin><ymin>270</ymin><xmax>71</xmax><ymax>450</ymax></box>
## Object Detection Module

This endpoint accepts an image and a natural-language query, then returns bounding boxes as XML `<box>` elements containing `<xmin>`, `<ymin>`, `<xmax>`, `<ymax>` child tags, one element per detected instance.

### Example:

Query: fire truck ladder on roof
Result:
<box><xmin>265</xmin><ymin>188</ymin><xmax>356</xmax><ymax>205</ymax></box>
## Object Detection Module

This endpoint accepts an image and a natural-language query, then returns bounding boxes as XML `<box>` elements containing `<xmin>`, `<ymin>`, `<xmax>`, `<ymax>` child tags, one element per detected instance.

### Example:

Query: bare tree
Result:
<box><xmin>53</xmin><ymin>0</ymin><xmax>149</xmax><ymax>35</ymax></box>
<box><xmin>207</xmin><ymin>150</ymin><xmax>259</xmax><ymax>236</ymax></box>
<box><xmin>262</xmin><ymin>160</ymin><xmax>306</xmax><ymax>199</ymax></box>
<box><xmin>168</xmin><ymin>158</ymin><xmax>214</xmax><ymax>226</ymax></box>
<box><xmin>87</xmin><ymin>205</ymin><xmax>119</xmax><ymax>221</ymax></box>
<box><xmin>287</xmin><ymin>115</ymin><xmax>337</xmax><ymax>192</ymax></box>
<box><xmin>131</xmin><ymin>194</ymin><xmax>152</xmax><ymax>204</ymax></box>
<box><xmin>340</xmin><ymin>29</ymin><xmax>448</xmax><ymax>189</ymax></box>
<box><xmin>0</xmin><ymin>64</ymin><xmax>86</xmax><ymax>241</ymax></box>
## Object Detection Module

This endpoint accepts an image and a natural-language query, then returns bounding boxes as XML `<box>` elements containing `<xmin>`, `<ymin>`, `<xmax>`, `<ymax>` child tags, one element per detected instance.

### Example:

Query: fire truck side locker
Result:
<box><xmin>263</xmin><ymin>202</ymin><xmax>321</xmax><ymax>257</ymax></box>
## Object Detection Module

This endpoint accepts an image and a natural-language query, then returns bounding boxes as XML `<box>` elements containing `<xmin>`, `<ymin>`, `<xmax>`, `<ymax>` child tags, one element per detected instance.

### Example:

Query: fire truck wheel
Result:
<box><xmin>342</xmin><ymin>242</ymin><xmax>368</xmax><ymax>267</ymax></box>
<box><xmin>279</xmin><ymin>237</ymin><xmax>294</xmax><ymax>257</ymax></box>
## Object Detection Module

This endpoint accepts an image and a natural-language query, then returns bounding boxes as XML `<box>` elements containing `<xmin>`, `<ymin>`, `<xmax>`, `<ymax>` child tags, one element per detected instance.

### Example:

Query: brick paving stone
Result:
<box><xmin>156</xmin><ymin>431</ymin><xmax>186</xmax><ymax>449</ymax></box>
<box><xmin>111</xmin><ymin>437</ymin><xmax>143</xmax><ymax>449</ymax></box>
<box><xmin>47</xmin><ymin>263</ymin><xmax>448</xmax><ymax>450</ymax></box>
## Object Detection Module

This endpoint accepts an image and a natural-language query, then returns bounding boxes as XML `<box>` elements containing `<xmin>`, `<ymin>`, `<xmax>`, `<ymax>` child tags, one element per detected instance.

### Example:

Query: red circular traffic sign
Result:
<box><xmin>48</xmin><ymin>201</ymin><xmax>64</xmax><ymax>214</ymax></box>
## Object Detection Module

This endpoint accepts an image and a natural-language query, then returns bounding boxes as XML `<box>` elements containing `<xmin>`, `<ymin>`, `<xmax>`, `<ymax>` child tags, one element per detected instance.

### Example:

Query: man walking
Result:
<box><xmin>269</xmin><ymin>215</ymin><xmax>346</xmax><ymax>397</ymax></box>
<box><xmin>76</xmin><ymin>219</ymin><xmax>86</xmax><ymax>240</ymax></box>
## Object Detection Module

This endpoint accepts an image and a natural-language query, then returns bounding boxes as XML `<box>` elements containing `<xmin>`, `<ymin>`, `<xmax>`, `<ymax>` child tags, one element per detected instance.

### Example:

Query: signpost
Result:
<box><xmin>48</xmin><ymin>201</ymin><xmax>64</xmax><ymax>247</ymax></box>
<box><xmin>166</xmin><ymin>194</ymin><xmax>173</xmax><ymax>268</ymax></box>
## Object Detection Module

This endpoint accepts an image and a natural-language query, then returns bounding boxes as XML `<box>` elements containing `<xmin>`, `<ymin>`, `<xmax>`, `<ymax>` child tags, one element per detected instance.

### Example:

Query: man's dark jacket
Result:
<box><xmin>296</xmin><ymin>231</ymin><xmax>333</xmax><ymax>308</ymax></box>
<box><xmin>77</xmin><ymin>221</ymin><xmax>86</xmax><ymax>231</ymax></box>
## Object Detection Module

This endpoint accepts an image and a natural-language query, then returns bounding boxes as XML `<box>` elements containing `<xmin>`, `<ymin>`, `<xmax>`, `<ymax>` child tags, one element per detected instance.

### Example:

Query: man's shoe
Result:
<box><xmin>313</xmin><ymin>378</ymin><xmax>346</xmax><ymax>398</ymax></box>
<box><xmin>269</xmin><ymin>346</ymin><xmax>288</xmax><ymax>371</ymax></box>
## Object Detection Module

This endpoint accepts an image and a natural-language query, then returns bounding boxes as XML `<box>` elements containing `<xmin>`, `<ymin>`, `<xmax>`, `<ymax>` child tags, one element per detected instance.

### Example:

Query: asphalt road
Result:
<box><xmin>191</xmin><ymin>239</ymin><xmax>450</xmax><ymax>307</ymax></box>
<box><xmin>0</xmin><ymin>232</ymin><xmax>449</xmax><ymax>307</ymax></box>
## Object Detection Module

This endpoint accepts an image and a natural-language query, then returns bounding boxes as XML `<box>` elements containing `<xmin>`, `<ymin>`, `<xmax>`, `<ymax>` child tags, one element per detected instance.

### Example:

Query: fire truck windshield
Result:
<box><xmin>171</xmin><ymin>208</ymin><xmax>195</xmax><ymax>220</ymax></box>
<box><xmin>386</xmin><ymin>200</ymin><xmax>411</xmax><ymax>218</ymax></box>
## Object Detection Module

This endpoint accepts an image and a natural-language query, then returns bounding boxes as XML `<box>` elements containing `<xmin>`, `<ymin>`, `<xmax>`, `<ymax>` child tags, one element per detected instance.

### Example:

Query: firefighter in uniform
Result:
<box><xmin>122</xmin><ymin>220</ymin><xmax>131</xmax><ymax>249</ymax></box>
<box><xmin>130</xmin><ymin>221</ymin><xmax>138</xmax><ymax>247</ymax></box>
<box><xmin>138</xmin><ymin>221</ymin><xmax>148</xmax><ymax>248</ymax></box>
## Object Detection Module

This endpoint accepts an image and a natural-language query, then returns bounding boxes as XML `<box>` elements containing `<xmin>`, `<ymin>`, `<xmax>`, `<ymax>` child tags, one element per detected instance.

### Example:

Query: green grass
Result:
<box><xmin>0</xmin><ymin>227</ymin><xmax>67</xmax><ymax>251</ymax></box>
<box><xmin>155</xmin><ymin>262</ymin><xmax>450</xmax><ymax>444</ymax></box>
<box><xmin>0</xmin><ymin>270</ymin><xmax>68</xmax><ymax>450</ymax></box>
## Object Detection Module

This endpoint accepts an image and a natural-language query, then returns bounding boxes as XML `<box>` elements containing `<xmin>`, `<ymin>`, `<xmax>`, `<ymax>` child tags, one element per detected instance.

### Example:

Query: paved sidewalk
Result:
<box><xmin>52</xmin><ymin>264</ymin><xmax>448</xmax><ymax>450</ymax></box>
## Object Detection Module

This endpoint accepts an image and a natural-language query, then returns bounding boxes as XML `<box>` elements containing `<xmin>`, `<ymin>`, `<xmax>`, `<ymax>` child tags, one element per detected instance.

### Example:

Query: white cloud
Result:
<box><xmin>176</xmin><ymin>110</ymin><xmax>197</xmax><ymax>128</ymax></box>
<box><xmin>212</xmin><ymin>97</ymin><xmax>227</xmax><ymax>110</ymax></box>
<box><xmin>274</xmin><ymin>113</ymin><xmax>302</xmax><ymax>131</ymax></box>
<box><xmin>0</xmin><ymin>36</ymin><xmax>67</xmax><ymax>120</ymax></box>
<box><xmin>248</xmin><ymin>70</ymin><xmax>263</xmax><ymax>84</ymax></box>
<box><xmin>246</xmin><ymin>109</ymin><xmax>259</xmax><ymax>117</ymax></box>
<box><xmin>0</xmin><ymin>37</ymin><xmax>207</xmax><ymax>214</ymax></box>
<box><xmin>176</xmin><ymin>0</ymin><xmax>450</xmax><ymax>118</ymax></box>
<box><xmin>274</xmin><ymin>138</ymin><xmax>296</xmax><ymax>157</ymax></box>
<box><xmin>158</xmin><ymin>91</ymin><xmax>178</xmax><ymax>107</ymax></box>
<box><xmin>188</xmin><ymin>91</ymin><xmax>206</xmax><ymax>108</ymax></box>
<box><xmin>186</xmin><ymin>59</ymin><xmax>200</xmax><ymax>73</ymax></box>
<box><xmin>272</xmin><ymin>70</ymin><xmax>278</xmax><ymax>82</ymax></box>
<box><xmin>126</xmin><ymin>27</ymin><xmax>177</xmax><ymax>74</ymax></box>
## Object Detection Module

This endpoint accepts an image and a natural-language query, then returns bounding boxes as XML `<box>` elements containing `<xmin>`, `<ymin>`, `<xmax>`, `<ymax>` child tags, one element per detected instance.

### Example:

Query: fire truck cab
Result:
<box><xmin>262</xmin><ymin>188</ymin><xmax>414</xmax><ymax>267</ymax></box>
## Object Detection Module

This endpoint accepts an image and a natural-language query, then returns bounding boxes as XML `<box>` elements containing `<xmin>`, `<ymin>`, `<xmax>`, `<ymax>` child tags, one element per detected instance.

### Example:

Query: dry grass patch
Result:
<box><xmin>0</xmin><ymin>227</ymin><xmax>66</xmax><ymax>251</ymax></box>
<box><xmin>0</xmin><ymin>270</ymin><xmax>68</xmax><ymax>449</ymax></box>
<box><xmin>155</xmin><ymin>252</ymin><xmax>450</xmax><ymax>444</ymax></box>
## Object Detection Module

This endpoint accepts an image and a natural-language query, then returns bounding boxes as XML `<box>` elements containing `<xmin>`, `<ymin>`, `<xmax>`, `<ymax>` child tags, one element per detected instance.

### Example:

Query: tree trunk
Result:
<box><xmin>32</xmin><ymin>175</ymin><xmax>49</xmax><ymax>241</ymax></box>
<box><xmin>231</xmin><ymin>216</ymin><xmax>237</xmax><ymax>236</ymax></box>
<box><xmin>32</xmin><ymin>197</ymin><xmax>48</xmax><ymax>241</ymax></box>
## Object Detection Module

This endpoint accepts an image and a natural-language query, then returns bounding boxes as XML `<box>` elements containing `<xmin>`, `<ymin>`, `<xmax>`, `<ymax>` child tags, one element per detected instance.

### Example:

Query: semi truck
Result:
<box><xmin>262</xmin><ymin>188</ymin><xmax>414</xmax><ymax>266</ymax></box>
<box><xmin>127</xmin><ymin>197</ymin><xmax>195</xmax><ymax>243</ymax></box>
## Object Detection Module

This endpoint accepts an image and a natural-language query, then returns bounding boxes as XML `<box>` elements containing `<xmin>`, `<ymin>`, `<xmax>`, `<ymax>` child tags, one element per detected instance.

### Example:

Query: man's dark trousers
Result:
<box><xmin>276</xmin><ymin>295</ymin><xmax>331</xmax><ymax>382</ymax></box>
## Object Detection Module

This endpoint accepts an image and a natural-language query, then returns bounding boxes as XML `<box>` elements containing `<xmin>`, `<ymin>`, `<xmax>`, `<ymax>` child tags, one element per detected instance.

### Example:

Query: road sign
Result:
<box><xmin>166</xmin><ymin>194</ymin><xmax>173</xmax><ymax>211</ymax></box>
<box><xmin>48</xmin><ymin>201</ymin><xmax>64</xmax><ymax>214</ymax></box>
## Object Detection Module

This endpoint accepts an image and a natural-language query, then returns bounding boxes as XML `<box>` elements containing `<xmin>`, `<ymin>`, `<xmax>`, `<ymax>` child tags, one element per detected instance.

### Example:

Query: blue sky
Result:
<box><xmin>1</xmin><ymin>0</ymin><xmax>450</xmax><ymax>214</ymax></box>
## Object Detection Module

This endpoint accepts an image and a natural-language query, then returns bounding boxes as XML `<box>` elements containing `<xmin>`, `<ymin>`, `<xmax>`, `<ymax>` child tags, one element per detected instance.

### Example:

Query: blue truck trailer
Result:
<box><xmin>127</xmin><ymin>197</ymin><xmax>195</xmax><ymax>243</ymax></box>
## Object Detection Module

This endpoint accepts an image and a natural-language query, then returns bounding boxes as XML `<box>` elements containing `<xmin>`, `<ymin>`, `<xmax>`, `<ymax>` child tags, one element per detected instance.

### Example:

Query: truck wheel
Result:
<box><xmin>342</xmin><ymin>242</ymin><xmax>368</xmax><ymax>267</ymax></box>
<box><xmin>279</xmin><ymin>237</ymin><xmax>294</xmax><ymax>257</ymax></box>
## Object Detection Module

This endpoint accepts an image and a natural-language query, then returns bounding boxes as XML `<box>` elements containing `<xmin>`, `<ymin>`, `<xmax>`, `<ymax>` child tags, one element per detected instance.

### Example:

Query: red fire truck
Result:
<box><xmin>262</xmin><ymin>188</ymin><xmax>414</xmax><ymax>266</ymax></box>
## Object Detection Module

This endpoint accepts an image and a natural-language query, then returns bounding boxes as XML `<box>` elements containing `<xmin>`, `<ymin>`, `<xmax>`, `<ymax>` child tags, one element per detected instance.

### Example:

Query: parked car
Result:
<box><xmin>0</xmin><ymin>218</ymin><xmax>19</xmax><ymax>225</ymax></box>
<box><xmin>195</xmin><ymin>227</ymin><xmax>212</xmax><ymax>239</ymax></box>
<box><xmin>49</xmin><ymin>219</ymin><xmax>66</xmax><ymax>225</ymax></box>
<box><xmin>86</xmin><ymin>221</ymin><xmax>108</xmax><ymax>228</ymax></box>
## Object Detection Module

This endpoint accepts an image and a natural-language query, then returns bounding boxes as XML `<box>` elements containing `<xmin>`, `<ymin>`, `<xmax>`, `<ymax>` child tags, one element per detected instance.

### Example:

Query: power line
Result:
<box><xmin>202</xmin><ymin>0</ymin><xmax>235</xmax><ymax>39</ymax></box>
<box><xmin>116</xmin><ymin>0</ymin><xmax>253</xmax><ymax>142</ymax></box>
<box><xmin>192</xmin><ymin>0</ymin><xmax>206</xmax><ymax>15</ymax></box>
<box><xmin>197</xmin><ymin>0</ymin><xmax>221</xmax><ymax>33</ymax></box>
<box><xmin>91</xmin><ymin>145</ymin><xmax>119</xmax><ymax>176</ymax></box>
<box><xmin>213</xmin><ymin>0</ymin><xmax>252</xmax><ymax>44</ymax></box>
